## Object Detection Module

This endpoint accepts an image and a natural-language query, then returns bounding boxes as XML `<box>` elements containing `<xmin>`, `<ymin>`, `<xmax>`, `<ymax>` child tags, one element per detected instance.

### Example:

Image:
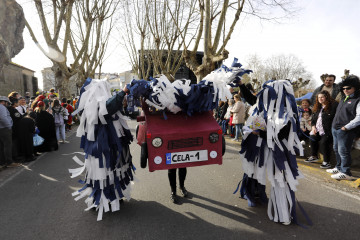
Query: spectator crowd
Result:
<box><xmin>213</xmin><ymin>74</ymin><xmax>360</xmax><ymax>181</ymax></box>
<box><xmin>0</xmin><ymin>89</ymin><xmax>78</xmax><ymax>169</ymax></box>
<box><xmin>2</xmin><ymin>74</ymin><xmax>360</xmax><ymax>182</ymax></box>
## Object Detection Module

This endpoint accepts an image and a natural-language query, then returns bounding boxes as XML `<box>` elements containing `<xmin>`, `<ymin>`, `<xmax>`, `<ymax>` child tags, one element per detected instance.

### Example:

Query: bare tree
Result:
<box><xmin>244</xmin><ymin>54</ymin><xmax>266</xmax><ymax>90</ymax></box>
<box><xmin>119</xmin><ymin>0</ymin><xmax>198</xmax><ymax>81</ymax></box>
<box><xmin>264</xmin><ymin>54</ymin><xmax>311</xmax><ymax>81</ymax></box>
<box><xmin>119</xmin><ymin>0</ymin><xmax>298</xmax><ymax>82</ymax></box>
<box><xmin>179</xmin><ymin>0</ymin><xmax>299</xmax><ymax>82</ymax></box>
<box><xmin>245</xmin><ymin>53</ymin><xmax>313</xmax><ymax>92</ymax></box>
<box><xmin>24</xmin><ymin>0</ymin><xmax>119</xmax><ymax>97</ymax></box>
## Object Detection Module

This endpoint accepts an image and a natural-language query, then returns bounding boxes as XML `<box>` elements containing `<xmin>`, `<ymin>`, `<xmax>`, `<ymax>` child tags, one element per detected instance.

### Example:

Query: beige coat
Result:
<box><xmin>231</xmin><ymin>101</ymin><xmax>245</xmax><ymax>124</ymax></box>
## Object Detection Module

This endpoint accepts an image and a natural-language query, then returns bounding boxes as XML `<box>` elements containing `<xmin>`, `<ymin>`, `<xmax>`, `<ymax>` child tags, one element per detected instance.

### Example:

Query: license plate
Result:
<box><xmin>166</xmin><ymin>150</ymin><xmax>208</xmax><ymax>164</ymax></box>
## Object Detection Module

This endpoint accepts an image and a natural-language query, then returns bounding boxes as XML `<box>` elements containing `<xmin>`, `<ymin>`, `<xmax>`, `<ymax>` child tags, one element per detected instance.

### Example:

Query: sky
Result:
<box><xmin>12</xmin><ymin>0</ymin><xmax>360</xmax><ymax>90</ymax></box>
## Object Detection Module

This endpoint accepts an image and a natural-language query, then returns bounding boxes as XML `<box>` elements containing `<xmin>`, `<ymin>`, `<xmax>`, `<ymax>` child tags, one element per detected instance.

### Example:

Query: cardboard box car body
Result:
<box><xmin>136</xmin><ymin>101</ymin><xmax>225</xmax><ymax>172</ymax></box>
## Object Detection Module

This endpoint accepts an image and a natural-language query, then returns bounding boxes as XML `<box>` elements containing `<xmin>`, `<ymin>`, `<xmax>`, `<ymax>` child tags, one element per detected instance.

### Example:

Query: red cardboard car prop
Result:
<box><xmin>136</xmin><ymin>101</ymin><xmax>225</xmax><ymax>172</ymax></box>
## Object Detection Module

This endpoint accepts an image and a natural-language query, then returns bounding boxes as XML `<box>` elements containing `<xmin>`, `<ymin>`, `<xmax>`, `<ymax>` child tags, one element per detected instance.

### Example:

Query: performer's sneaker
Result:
<box><xmin>326</xmin><ymin>168</ymin><xmax>339</xmax><ymax>174</ymax></box>
<box><xmin>304</xmin><ymin>156</ymin><xmax>319</xmax><ymax>162</ymax></box>
<box><xmin>282</xmin><ymin>220</ymin><xmax>292</xmax><ymax>226</ymax></box>
<box><xmin>170</xmin><ymin>192</ymin><xmax>178</xmax><ymax>203</ymax></box>
<box><xmin>320</xmin><ymin>162</ymin><xmax>331</xmax><ymax>169</ymax></box>
<box><xmin>179</xmin><ymin>187</ymin><xmax>188</xmax><ymax>197</ymax></box>
<box><xmin>331</xmin><ymin>172</ymin><xmax>353</xmax><ymax>180</ymax></box>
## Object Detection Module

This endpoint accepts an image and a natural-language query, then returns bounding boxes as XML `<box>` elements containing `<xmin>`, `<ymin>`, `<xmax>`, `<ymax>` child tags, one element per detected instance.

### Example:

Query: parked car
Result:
<box><xmin>136</xmin><ymin>101</ymin><xmax>225</xmax><ymax>172</ymax></box>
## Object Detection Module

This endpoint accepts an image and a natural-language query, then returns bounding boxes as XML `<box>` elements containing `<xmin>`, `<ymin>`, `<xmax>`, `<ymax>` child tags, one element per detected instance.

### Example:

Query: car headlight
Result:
<box><xmin>152</xmin><ymin>137</ymin><xmax>163</xmax><ymax>148</ymax></box>
<box><xmin>209</xmin><ymin>133</ymin><xmax>219</xmax><ymax>143</ymax></box>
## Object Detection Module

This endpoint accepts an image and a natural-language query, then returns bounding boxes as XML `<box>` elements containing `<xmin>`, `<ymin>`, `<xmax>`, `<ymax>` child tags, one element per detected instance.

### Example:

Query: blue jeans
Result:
<box><xmin>332</xmin><ymin>128</ymin><xmax>357</xmax><ymax>175</ymax></box>
<box><xmin>55</xmin><ymin>124</ymin><xmax>66</xmax><ymax>141</ymax></box>
<box><xmin>235</xmin><ymin>124</ymin><xmax>243</xmax><ymax>140</ymax></box>
<box><xmin>221</xmin><ymin>119</ymin><xmax>229</xmax><ymax>134</ymax></box>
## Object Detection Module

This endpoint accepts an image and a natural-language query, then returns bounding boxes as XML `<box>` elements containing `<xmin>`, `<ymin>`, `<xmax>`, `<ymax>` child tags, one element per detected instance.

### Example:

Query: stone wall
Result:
<box><xmin>0</xmin><ymin>63</ymin><xmax>38</xmax><ymax>96</ymax></box>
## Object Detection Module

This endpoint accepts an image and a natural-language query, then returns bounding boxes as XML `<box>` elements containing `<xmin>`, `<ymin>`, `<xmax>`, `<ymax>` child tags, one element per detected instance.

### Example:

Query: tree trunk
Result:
<box><xmin>52</xmin><ymin>65</ymin><xmax>71</xmax><ymax>98</ymax></box>
<box><xmin>194</xmin><ymin>59</ymin><xmax>216</xmax><ymax>83</ymax></box>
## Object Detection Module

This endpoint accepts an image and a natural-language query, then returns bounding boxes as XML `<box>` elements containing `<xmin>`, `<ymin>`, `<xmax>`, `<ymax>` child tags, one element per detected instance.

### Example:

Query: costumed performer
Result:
<box><xmin>69</xmin><ymin>58</ymin><xmax>252</xmax><ymax>219</ymax></box>
<box><xmin>126</xmin><ymin>59</ymin><xmax>252</xmax><ymax>204</ymax></box>
<box><xmin>235</xmin><ymin>79</ymin><xmax>311</xmax><ymax>226</ymax></box>
<box><xmin>68</xmin><ymin>78</ymin><xmax>136</xmax><ymax>221</ymax></box>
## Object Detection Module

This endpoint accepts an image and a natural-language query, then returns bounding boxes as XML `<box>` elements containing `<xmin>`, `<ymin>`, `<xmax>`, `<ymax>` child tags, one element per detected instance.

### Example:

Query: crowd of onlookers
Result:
<box><xmin>0</xmin><ymin>89</ymin><xmax>78</xmax><ymax>169</ymax></box>
<box><xmin>2</xmin><ymin>74</ymin><xmax>360</xmax><ymax>181</ymax></box>
<box><xmin>214</xmin><ymin>83</ymin><xmax>256</xmax><ymax>142</ymax></box>
<box><xmin>214</xmin><ymin>74</ymin><xmax>360</xmax><ymax>181</ymax></box>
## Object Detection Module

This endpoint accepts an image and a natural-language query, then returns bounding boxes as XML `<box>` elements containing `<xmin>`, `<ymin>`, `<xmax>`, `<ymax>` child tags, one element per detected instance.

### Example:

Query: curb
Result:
<box><xmin>224</xmin><ymin>136</ymin><xmax>360</xmax><ymax>189</ymax></box>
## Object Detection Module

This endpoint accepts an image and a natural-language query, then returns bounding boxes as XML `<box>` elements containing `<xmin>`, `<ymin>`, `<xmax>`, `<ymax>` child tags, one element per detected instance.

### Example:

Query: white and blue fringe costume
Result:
<box><xmin>68</xmin><ymin>58</ymin><xmax>252</xmax><ymax>221</ymax></box>
<box><xmin>126</xmin><ymin>58</ymin><xmax>251</xmax><ymax>115</ymax></box>
<box><xmin>69</xmin><ymin>78</ymin><xmax>135</xmax><ymax>221</ymax></box>
<box><xmin>235</xmin><ymin>80</ymin><xmax>309</xmax><ymax>225</ymax></box>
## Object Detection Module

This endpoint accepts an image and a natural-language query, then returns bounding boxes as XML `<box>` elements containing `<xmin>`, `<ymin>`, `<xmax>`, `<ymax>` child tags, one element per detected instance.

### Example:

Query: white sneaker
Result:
<box><xmin>282</xmin><ymin>220</ymin><xmax>292</xmax><ymax>225</ymax></box>
<box><xmin>305</xmin><ymin>156</ymin><xmax>319</xmax><ymax>163</ymax></box>
<box><xmin>331</xmin><ymin>172</ymin><xmax>352</xmax><ymax>180</ymax></box>
<box><xmin>326</xmin><ymin>168</ymin><xmax>339</xmax><ymax>174</ymax></box>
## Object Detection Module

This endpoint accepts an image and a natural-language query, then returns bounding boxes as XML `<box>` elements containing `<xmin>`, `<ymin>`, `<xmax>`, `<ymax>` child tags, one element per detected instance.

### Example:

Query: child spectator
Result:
<box><xmin>299</xmin><ymin>109</ymin><xmax>312</xmax><ymax>145</ymax></box>
<box><xmin>300</xmin><ymin>99</ymin><xmax>311</xmax><ymax>112</ymax></box>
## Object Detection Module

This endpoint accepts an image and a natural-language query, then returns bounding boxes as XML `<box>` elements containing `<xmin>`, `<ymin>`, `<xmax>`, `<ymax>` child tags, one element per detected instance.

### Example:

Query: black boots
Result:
<box><xmin>179</xmin><ymin>186</ymin><xmax>188</xmax><ymax>197</ymax></box>
<box><xmin>170</xmin><ymin>192</ymin><xmax>178</xmax><ymax>204</ymax></box>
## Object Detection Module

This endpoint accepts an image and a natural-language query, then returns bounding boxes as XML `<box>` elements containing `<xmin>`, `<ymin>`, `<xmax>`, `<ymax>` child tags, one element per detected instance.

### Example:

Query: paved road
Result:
<box><xmin>1</xmin><ymin>120</ymin><xmax>360</xmax><ymax>240</ymax></box>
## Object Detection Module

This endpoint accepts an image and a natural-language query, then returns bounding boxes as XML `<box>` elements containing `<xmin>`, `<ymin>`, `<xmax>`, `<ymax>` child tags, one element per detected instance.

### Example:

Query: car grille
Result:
<box><xmin>168</xmin><ymin>137</ymin><xmax>203</xmax><ymax>150</ymax></box>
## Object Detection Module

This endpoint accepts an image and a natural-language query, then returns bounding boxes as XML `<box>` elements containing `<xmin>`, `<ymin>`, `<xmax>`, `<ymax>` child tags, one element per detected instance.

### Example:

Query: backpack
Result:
<box><xmin>54</xmin><ymin>109</ymin><xmax>63</xmax><ymax>126</ymax></box>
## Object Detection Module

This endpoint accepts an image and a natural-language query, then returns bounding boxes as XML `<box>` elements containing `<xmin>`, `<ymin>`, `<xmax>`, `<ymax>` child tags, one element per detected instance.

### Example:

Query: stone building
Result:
<box><xmin>0</xmin><ymin>62</ymin><xmax>38</xmax><ymax>96</ymax></box>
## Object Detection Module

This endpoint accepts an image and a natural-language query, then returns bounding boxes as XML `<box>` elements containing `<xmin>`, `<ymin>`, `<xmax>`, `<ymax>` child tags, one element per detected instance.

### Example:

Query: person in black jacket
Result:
<box><xmin>328</xmin><ymin>75</ymin><xmax>360</xmax><ymax>180</ymax></box>
<box><xmin>305</xmin><ymin>90</ymin><xmax>338</xmax><ymax>169</ymax></box>
<box><xmin>34</xmin><ymin>101</ymin><xmax>58</xmax><ymax>152</ymax></box>
<box><xmin>7</xmin><ymin>97</ymin><xmax>23</xmax><ymax>162</ymax></box>
<box><xmin>16</xmin><ymin>112</ymin><xmax>36</xmax><ymax>162</ymax></box>
<box><xmin>218</xmin><ymin>100</ymin><xmax>229</xmax><ymax>124</ymax></box>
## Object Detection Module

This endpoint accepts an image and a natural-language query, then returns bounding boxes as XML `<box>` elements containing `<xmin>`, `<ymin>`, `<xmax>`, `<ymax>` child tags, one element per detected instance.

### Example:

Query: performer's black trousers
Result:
<box><xmin>168</xmin><ymin>168</ymin><xmax>187</xmax><ymax>193</ymax></box>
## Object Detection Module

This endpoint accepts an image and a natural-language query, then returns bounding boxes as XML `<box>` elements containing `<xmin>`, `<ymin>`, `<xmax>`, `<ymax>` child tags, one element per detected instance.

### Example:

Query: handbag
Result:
<box><xmin>33</xmin><ymin>134</ymin><xmax>45</xmax><ymax>146</ymax></box>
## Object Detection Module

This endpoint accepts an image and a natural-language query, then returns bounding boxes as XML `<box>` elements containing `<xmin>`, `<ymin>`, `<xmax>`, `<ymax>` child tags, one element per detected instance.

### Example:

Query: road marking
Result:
<box><xmin>226</xmin><ymin>143</ymin><xmax>360</xmax><ymax>201</ymax></box>
<box><xmin>0</xmin><ymin>153</ymin><xmax>44</xmax><ymax>188</ymax></box>
<box><xmin>0</xmin><ymin>130</ymin><xmax>77</xmax><ymax>188</ymax></box>
<box><xmin>302</xmin><ymin>172</ymin><xmax>360</xmax><ymax>201</ymax></box>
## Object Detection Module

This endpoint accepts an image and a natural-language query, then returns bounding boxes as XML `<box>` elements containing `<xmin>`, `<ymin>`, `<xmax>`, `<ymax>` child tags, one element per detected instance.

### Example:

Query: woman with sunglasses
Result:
<box><xmin>328</xmin><ymin>75</ymin><xmax>360</xmax><ymax>180</ymax></box>
<box><xmin>305</xmin><ymin>90</ymin><xmax>338</xmax><ymax>169</ymax></box>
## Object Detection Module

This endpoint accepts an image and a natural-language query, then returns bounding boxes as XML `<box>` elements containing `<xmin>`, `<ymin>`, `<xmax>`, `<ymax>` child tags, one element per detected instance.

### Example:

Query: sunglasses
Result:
<box><xmin>342</xmin><ymin>87</ymin><xmax>352</xmax><ymax>90</ymax></box>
